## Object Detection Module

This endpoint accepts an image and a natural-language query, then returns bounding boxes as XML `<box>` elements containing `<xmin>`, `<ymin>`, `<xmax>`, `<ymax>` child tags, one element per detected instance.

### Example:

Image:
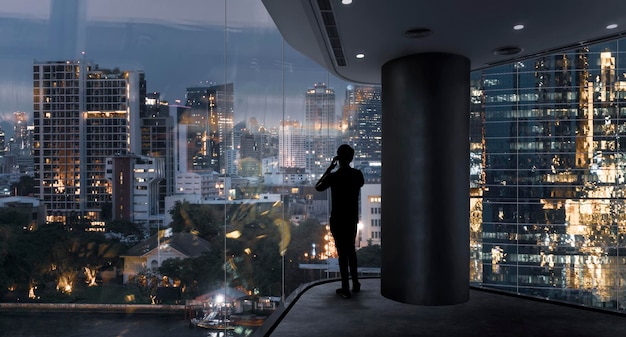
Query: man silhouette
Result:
<box><xmin>315</xmin><ymin>144</ymin><xmax>364</xmax><ymax>299</ymax></box>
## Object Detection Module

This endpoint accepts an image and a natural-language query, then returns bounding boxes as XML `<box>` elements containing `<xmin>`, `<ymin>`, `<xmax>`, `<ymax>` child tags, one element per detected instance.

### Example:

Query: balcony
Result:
<box><xmin>256</xmin><ymin>278</ymin><xmax>626</xmax><ymax>337</ymax></box>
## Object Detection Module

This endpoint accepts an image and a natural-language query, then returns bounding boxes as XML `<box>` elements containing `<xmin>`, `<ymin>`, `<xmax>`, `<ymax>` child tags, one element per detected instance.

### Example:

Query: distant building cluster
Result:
<box><xmin>0</xmin><ymin>59</ymin><xmax>383</xmax><ymax>247</ymax></box>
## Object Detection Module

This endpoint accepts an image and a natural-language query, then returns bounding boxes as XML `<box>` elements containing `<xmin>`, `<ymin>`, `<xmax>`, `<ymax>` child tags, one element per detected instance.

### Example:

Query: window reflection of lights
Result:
<box><xmin>607</xmin><ymin>24</ymin><xmax>618</xmax><ymax>29</ymax></box>
<box><xmin>483</xmin><ymin>79</ymin><xmax>499</xmax><ymax>87</ymax></box>
<box><xmin>342</xmin><ymin>0</ymin><xmax>352</xmax><ymax>4</ymax></box>
<box><xmin>356</xmin><ymin>53</ymin><xmax>365</xmax><ymax>59</ymax></box>
<box><xmin>513</xmin><ymin>24</ymin><xmax>524</xmax><ymax>30</ymax></box>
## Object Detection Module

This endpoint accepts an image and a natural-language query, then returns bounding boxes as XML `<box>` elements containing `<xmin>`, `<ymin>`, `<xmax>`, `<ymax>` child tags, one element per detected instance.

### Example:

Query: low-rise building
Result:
<box><xmin>121</xmin><ymin>230</ymin><xmax>211</xmax><ymax>283</ymax></box>
<box><xmin>0</xmin><ymin>196</ymin><xmax>46</xmax><ymax>230</ymax></box>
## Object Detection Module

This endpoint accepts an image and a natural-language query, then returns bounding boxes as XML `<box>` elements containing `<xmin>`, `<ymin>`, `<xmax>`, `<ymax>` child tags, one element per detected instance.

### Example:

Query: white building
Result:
<box><xmin>359</xmin><ymin>183</ymin><xmax>381</xmax><ymax>247</ymax></box>
<box><xmin>263</xmin><ymin>156</ymin><xmax>309</xmax><ymax>186</ymax></box>
<box><xmin>175</xmin><ymin>171</ymin><xmax>222</xmax><ymax>199</ymax></box>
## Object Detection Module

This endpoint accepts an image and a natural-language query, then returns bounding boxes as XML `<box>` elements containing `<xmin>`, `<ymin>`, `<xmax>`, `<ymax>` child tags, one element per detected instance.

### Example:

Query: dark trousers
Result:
<box><xmin>331</xmin><ymin>220</ymin><xmax>359</xmax><ymax>291</ymax></box>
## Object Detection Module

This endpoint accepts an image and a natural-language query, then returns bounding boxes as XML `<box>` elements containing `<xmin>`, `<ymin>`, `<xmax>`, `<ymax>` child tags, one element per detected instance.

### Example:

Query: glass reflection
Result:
<box><xmin>471</xmin><ymin>43</ymin><xmax>626</xmax><ymax>312</ymax></box>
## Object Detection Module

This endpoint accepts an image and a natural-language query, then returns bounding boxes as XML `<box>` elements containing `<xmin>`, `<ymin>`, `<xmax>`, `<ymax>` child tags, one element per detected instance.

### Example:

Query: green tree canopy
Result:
<box><xmin>169</xmin><ymin>201</ymin><xmax>222</xmax><ymax>241</ymax></box>
<box><xmin>356</xmin><ymin>244</ymin><xmax>381</xmax><ymax>268</ymax></box>
<box><xmin>158</xmin><ymin>249</ymin><xmax>224</xmax><ymax>298</ymax></box>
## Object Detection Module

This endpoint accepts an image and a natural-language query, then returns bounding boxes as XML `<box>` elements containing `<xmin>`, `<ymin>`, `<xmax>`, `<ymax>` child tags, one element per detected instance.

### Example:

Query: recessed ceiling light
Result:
<box><xmin>607</xmin><ymin>24</ymin><xmax>618</xmax><ymax>29</ymax></box>
<box><xmin>342</xmin><ymin>0</ymin><xmax>353</xmax><ymax>4</ymax></box>
<box><xmin>513</xmin><ymin>24</ymin><xmax>524</xmax><ymax>30</ymax></box>
<box><xmin>356</xmin><ymin>53</ymin><xmax>365</xmax><ymax>59</ymax></box>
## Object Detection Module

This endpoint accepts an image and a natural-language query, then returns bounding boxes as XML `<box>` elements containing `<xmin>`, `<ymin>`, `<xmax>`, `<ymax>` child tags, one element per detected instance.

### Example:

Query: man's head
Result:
<box><xmin>336</xmin><ymin>144</ymin><xmax>355</xmax><ymax>163</ymax></box>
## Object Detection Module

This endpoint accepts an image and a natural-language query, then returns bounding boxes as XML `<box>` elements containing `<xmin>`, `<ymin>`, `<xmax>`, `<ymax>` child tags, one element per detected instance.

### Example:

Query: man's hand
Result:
<box><xmin>327</xmin><ymin>157</ymin><xmax>338</xmax><ymax>172</ymax></box>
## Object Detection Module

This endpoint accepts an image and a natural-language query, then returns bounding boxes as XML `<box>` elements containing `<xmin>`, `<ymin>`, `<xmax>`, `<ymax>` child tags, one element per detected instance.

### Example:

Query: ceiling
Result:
<box><xmin>262</xmin><ymin>0</ymin><xmax>626</xmax><ymax>85</ymax></box>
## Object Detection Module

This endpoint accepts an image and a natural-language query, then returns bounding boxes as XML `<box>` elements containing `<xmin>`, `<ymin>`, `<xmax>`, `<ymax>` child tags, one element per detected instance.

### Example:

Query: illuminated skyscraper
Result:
<box><xmin>279</xmin><ymin>119</ymin><xmax>306</xmax><ymax>169</ymax></box>
<box><xmin>342</xmin><ymin>85</ymin><xmax>382</xmax><ymax>165</ymax></box>
<box><xmin>141</xmin><ymin>92</ymin><xmax>175</xmax><ymax>216</ymax></box>
<box><xmin>183</xmin><ymin>84</ymin><xmax>234</xmax><ymax>174</ymax></box>
<box><xmin>305</xmin><ymin>82</ymin><xmax>337</xmax><ymax>176</ymax></box>
<box><xmin>12</xmin><ymin>112</ymin><xmax>29</xmax><ymax>153</ymax></box>
<box><xmin>33</xmin><ymin>60</ymin><xmax>145</xmax><ymax>223</ymax></box>
<box><xmin>475</xmin><ymin>47</ymin><xmax>626</xmax><ymax>306</ymax></box>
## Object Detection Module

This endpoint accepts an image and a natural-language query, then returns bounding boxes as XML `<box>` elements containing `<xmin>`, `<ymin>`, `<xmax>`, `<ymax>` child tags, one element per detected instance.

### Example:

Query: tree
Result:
<box><xmin>159</xmin><ymin>249</ymin><xmax>224</xmax><ymax>299</ymax></box>
<box><xmin>282</xmin><ymin>218</ymin><xmax>327</xmax><ymax>294</ymax></box>
<box><xmin>288</xmin><ymin>218</ymin><xmax>326</xmax><ymax>261</ymax></box>
<box><xmin>222</xmin><ymin>201</ymin><xmax>289</xmax><ymax>296</ymax></box>
<box><xmin>44</xmin><ymin>230</ymin><xmax>122</xmax><ymax>294</ymax></box>
<box><xmin>356</xmin><ymin>244</ymin><xmax>381</xmax><ymax>268</ymax></box>
<box><xmin>169</xmin><ymin>201</ymin><xmax>222</xmax><ymax>241</ymax></box>
<box><xmin>0</xmin><ymin>208</ymin><xmax>37</xmax><ymax>299</ymax></box>
<box><xmin>106</xmin><ymin>220</ymin><xmax>145</xmax><ymax>247</ymax></box>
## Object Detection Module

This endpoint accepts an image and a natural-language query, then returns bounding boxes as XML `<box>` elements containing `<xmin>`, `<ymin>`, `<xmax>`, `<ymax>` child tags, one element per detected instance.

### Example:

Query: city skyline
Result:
<box><xmin>0</xmin><ymin>0</ymin><xmax>351</xmax><ymax>137</ymax></box>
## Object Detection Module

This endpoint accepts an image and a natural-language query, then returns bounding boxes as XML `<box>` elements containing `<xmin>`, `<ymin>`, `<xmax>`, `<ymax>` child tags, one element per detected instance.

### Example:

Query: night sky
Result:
<box><xmin>0</xmin><ymin>0</ymin><xmax>350</xmax><ymax>137</ymax></box>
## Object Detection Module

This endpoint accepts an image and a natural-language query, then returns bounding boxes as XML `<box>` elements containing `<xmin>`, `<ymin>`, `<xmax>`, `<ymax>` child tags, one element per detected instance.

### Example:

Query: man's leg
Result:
<box><xmin>335</xmin><ymin>235</ymin><xmax>351</xmax><ymax>299</ymax></box>
<box><xmin>349</xmin><ymin>225</ymin><xmax>360</xmax><ymax>292</ymax></box>
<box><xmin>348</xmin><ymin>247</ymin><xmax>360</xmax><ymax>292</ymax></box>
<box><xmin>337</xmin><ymin>241</ymin><xmax>350</xmax><ymax>291</ymax></box>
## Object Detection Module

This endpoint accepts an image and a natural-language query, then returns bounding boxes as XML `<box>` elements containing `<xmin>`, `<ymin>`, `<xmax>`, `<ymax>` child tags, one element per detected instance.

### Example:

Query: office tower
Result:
<box><xmin>33</xmin><ymin>60</ymin><xmax>145</xmax><ymax>223</ymax></box>
<box><xmin>141</xmin><ymin>92</ymin><xmax>175</xmax><ymax>216</ymax></box>
<box><xmin>305</xmin><ymin>83</ymin><xmax>338</xmax><ymax>177</ymax></box>
<box><xmin>259</xmin><ymin>125</ymin><xmax>279</xmax><ymax>159</ymax></box>
<box><xmin>478</xmin><ymin>47</ymin><xmax>626</xmax><ymax>305</ymax></box>
<box><xmin>279</xmin><ymin>120</ymin><xmax>306</xmax><ymax>169</ymax></box>
<box><xmin>105</xmin><ymin>155</ymin><xmax>164</xmax><ymax>226</ymax></box>
<box><xmin>183</xmin><ymin>84</ymin><xmax>234</xmax><ymax>174</ymax></box>
<box><xmin>343</xmin><ymin>85</ymin><xmax>382</xmax><ymax>165</ymax></box>
<box><xmin>176</xmin><ymin>122</ymin><xmax>206</xmax><ymax>173</ymax></box>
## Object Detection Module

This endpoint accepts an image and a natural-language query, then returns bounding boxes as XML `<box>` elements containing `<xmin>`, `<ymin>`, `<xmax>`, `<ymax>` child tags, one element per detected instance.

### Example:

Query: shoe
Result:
<box><xmin>336</xmin><ymin>288</ymin><xmax>351</xmax><ymax>299</ymax></box>
<box><xmin>352</xmin><ymin>282</ymin><xmax>361</xmax><ymax>293</ymax></box>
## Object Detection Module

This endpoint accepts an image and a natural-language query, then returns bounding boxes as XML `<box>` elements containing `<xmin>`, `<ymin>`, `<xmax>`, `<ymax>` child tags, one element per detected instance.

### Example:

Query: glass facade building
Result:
<box><xmin>471</xmin><ymin>44</ymin><xmax>626</xmax><ymax>311</ymax></box>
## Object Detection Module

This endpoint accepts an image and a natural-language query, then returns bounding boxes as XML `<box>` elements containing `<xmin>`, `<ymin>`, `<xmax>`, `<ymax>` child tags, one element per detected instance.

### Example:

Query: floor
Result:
<box><xmin>255</xmin><ymin>278</ymin><xmax>626</xmax><ymax>337</ymax></box>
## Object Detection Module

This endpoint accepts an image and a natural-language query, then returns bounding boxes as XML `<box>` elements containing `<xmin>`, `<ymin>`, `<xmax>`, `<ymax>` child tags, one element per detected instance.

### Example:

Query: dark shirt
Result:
<box><xmin>315</xmin><ymin>165</ymin><xmax>365</xmax><ymax>224</ymax></box>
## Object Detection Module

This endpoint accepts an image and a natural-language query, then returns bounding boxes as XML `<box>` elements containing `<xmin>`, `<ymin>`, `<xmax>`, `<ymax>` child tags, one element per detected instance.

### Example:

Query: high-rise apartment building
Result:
<box><xmin>183</xmin><ymin>84</ymin><xmax>234</xmax><ymax>174</ymax></box>
<box><xmin>33</xmin><ymin>60</ymin><xmax>145</xmax><ymax>223</ymax></box>
<box><xmin>305</xmin><ymin>83</ymin><xmax>338</xmax><ymax>177</ymax></box>
<box><xmin>343</xmin><ymin>85</ymin><xmax>382</xmax><ymax>165</ymax></box>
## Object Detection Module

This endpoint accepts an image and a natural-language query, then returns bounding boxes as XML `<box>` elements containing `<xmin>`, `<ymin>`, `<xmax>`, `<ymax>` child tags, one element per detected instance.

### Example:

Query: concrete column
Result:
<box><xmin>380</xmin><ymin>53</ymin><xmax>470</xmax><ymax>305</ymax></box>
